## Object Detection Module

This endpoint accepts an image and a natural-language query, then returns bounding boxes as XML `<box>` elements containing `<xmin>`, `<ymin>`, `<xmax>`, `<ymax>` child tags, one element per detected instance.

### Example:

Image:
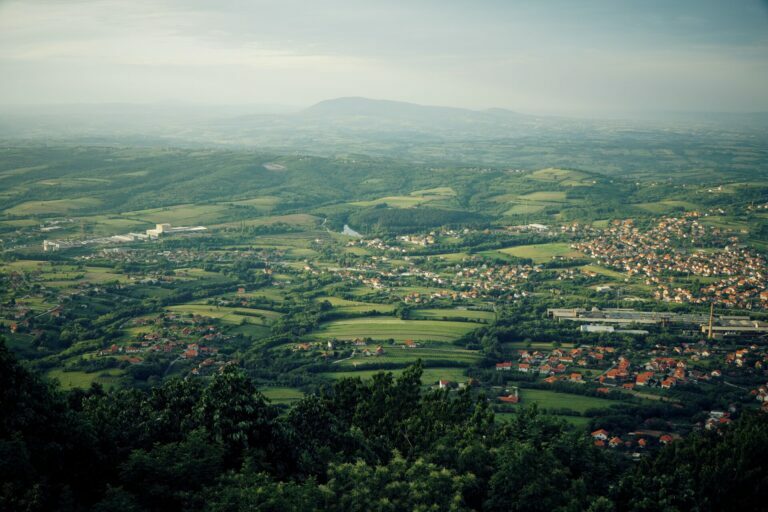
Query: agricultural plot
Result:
<box><xmin>528</xmin><ymin>168</ymin><xmax>595</xmax><ymax>186</ymax></box>
<box><xmin>323</xmin><ymin>367</ymin><xmax>468</xmax><ymax>385</ymax></box>
<box><xmin>120</xmin><ymin>204</ymin><xmax>236</xmax><ymax>226</ymax></box>
<box><xmin>260</xmin><ymin>387</ymin><xmax>305</xmax><ymax>404</ymax></box>
<box><xmin>313</xmin><ymin>317</ymin><xmax>478</xmax><ymax>342</ymax></box>
<box><xmin>581</xmin><ymin>264</ymin><xmax>626</xmax><ymax>279</ymax></box>
<box><xmin>166</xmin><ymin>304</ymin><xmax>281</xmax><ymax>326</ymax></box>
<box><xmin>410</xmin><ymin>308</ymin><xmax>494</xmax><ymax>323</ymax></box>
<box><xmin>230</xmin><ymin>196</ymin><xmax>281</xmax><ymax>210</ymax></box>
<box><xmin>496</xmin><ymin>411</ymin><xmax>592</xmax><ymax>428</ymax></box>
<box><xmin>314</xmin><ymin>296</ymin><xmax>395</xmax><ymax>314</ymax></box>
<box><xmin>635</xmin><ymin>200</ymin><xmax>699</xmax><ymax>214</ymax></box>
<box><xmin>215</xmin><ymin>214</ymin><xmax>320</xmax><ymax>229</ymax></box>
<box><xmin>5</xmin><ymin>197</ymin><xmax>103</xmax><ymax>215</ymax></box>
<box><xmin>492</xmin><ymin>243</ymin><xmax>582</xmax><ymax>263</ymax></box>
<box><xmin>46</xmin><ymin>368</ymin><xmax>124</xmax><ymax>390</ymax></box>
<box><xmin>350</xmin><ymin>187</ymin><xmax>456</xmax><ymax>208</ymax></box>
<box><xmin>334</xmin><ymin>345</ymin><xmax>481</xmax><ymax>367</ymax></box>
<box><xmin>507</xmin><ymin>388</ymin><xmax>626</xmax><ymax>413</ymax></box>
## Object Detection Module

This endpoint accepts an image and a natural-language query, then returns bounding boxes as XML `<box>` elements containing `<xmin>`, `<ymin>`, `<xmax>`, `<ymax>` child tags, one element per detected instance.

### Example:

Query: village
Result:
<box><xmin>573</xmin><ymin>213</ymin><xmax>768</xmax><ymax>308</ymax></box>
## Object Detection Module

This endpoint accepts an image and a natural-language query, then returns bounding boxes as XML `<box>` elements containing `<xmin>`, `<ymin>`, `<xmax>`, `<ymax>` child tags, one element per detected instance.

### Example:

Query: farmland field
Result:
<box><xmin>46</xmin><ymin>368</ymin><xmax>124</xmax><ymax>390</ymax></box>
<box><xmin>5</xmin><ymin>197</ymin><xmax>102</xmax><ymax>215</ymax></box>
<box><xmin>323</xmin><ymin>367</ymin><xmax>468</xmax><ymax>385</ymax></box>
<box><xmin>314</xmin><ymin>296</ymin><xmax>395</xmax><ymax>314</ymax></box>
<box><xmin>333</xmin><ymin>345</ymin><xmax>481</xmax><ymax>367</ymax></box>
<box><xmin>166</xmin><ymin>304</ymin><xmax>281</xmax><ymax>325</ymax></box>
<box><xmin>260</xmin><ymin>386</ymin><xmax>305</xmax><ymax>404</ymax></box>
<box><xmin>493</xmin><ymin>242</ymin><xmax>582</xmax><ymax>262</ymax></box>
<box><xmin>510</xmin><ymin>388</ymin><xmax>626</xmax><ymax>413</ymax></box>
<box><xmin>312</xmin><ymin>317</ymin><xmax>479</xmax><ymax>342</ymax></box>
<box><xmin>410</xmin><ymin>308</ymin><xmax>494</xmax><ymax>322</ymax></box>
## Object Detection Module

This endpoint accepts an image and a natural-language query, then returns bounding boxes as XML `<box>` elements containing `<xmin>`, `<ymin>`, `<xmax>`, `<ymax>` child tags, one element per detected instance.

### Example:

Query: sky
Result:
<box><xmin>1</xmin><ymin>0</ymin><xmax>767</xmax><ymax>115</ymax></box>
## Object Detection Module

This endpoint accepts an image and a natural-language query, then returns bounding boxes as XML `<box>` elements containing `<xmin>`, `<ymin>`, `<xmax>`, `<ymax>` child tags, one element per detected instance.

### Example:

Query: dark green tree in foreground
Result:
<box><xmin>2</xmin><ymin>338</ymin><xmax>768</xmax><ymax>511</ymax></box>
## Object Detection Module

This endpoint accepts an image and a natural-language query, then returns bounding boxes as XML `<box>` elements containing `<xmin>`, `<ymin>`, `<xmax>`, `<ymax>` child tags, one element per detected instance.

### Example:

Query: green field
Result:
<box><xmin>510</xmin><ymin>388</ymin><xmax>625</xmax><ymax>413</ymax></box>
<box><xmin>518</xmin><ymin>191</ymin><xmax>567</xmax><ymax>202</ymax></box>
<box><xmin>215</xmin><ymin>213</ymin><xmax>319</xmax><ymax>229</ymax></box>
<box><xmin>313</xmin><ymin>317</ymin><xmax>478</xmax><ymax>342</ymax></box>
<box><xmin>493</xmin><ymin>243</ymin><xmax>582</xmax><ymax>263</ymax></box>
<box><xmin>323</xmin><ymin>367</ymin><xmax>468</xmax><ymax>385</ymax></box>
<box><xmin>166</xmin><ymin>304</ymin><xmax>280</xmax><ymax>326</ymax></box>
<box><xmin>350</xmin><ymin>187</ymin><xmax>456</xmax><ymax>208</ymax></box>
<box><xmin>260</xmin><ymin>387</ymin><xmax>305</xmax><ymax>404</ymax></box>
<box><xmin>334</xmin><ymin>345</ymin><xmax>481</xmax><ymax>367</ymax></box>
<box><xmin>47</xmin><ymin>368</ymin><xmax>124</xmax><ymax>390</ymax></box>
<box><xmin>5</xmin><ymin>197</ymin><xmax>102</xmax><ymax>215</ymax></box>
<box><xmin>314</xmin><ymin>296</ymin><xmax>395</xmax><ymax>314</ymax></box>
<box><xmin>410</xmin><ymin>308</ymin><xmax>494</xmax><ymax>322</ymax></box>
<box><xmin>636</xmin><ymin>200</ymin><xmax>699</xmax><ymax>214</ymax></box>
<box><xmin>528</xmin><ymin>168</ymin><xmax>594</xmax><ymax>186</ymax></box>
<box><xmin>496</xmin><ymin>411</ymin><xmax>591</xmax><ymax>428</ymax></box>
<box><xmin>120</xmin><ymin>203</ymin><xmax>235</xmax><ymax>225</ymax></box>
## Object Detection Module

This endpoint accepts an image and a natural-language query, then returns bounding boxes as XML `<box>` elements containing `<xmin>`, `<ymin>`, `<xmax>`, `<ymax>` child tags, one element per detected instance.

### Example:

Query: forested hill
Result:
<box><xmin>2</xmin><ymin>338</ymin><xmax>767</xmax><ymax>512</ymax></box>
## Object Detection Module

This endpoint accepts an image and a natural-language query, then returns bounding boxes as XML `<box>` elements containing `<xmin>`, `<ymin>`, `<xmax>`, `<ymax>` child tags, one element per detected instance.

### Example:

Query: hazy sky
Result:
<box><xmin>1</xmin><ymin>0</ymin><xmax>767</xmax><ymax>114</ymax></box>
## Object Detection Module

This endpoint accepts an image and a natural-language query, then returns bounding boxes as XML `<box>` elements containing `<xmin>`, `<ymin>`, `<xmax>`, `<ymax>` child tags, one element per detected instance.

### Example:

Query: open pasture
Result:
<box><xmin>166</xmin><ymin>304</ymin><xmax>280</xmax><ymax>326</ymax></box>
<box><xmin>350</xmin><ymin>187</ymin><xmax>456</xmax><ymax>208</ymax></box>
<box><xmin>313</xmin><ymin>317</ymin><xmax>478</xmax><ymax>342</ymax></box>
<box><xmin>323</xmin><ymin>367</ymin><xmax>468</xmax><ymax>385</ymax></box>
<box><xmin>47</xmin><ymin>368</ymin><xmax>124</xmax><ymax>390</ymax></box>
<box><xmin>260</xmin><ymin>386</ymin><xmax>304</xmax><ymax>404</ymax></box>
<box><xmin>335</xmin><ymin>345</ymin><xmax>480</xmax><ymax>367</ymax></box>
<box><xmin>5</xmin><ymin>197</ymin><xmax>102</xmax><ymax>215</ymax></box>
<box><xmin>120</xmin><ymin>203</ymin><xmax>235</xmax><ymax>225</ymax></box>
<box><xmin>410</xmin><ymin>308</ymin><xmax>494</xmax><ymax>322</ymax></box>
<box><xmin>506</xmin><ymin>388</ymin><xmax>626</xmax><ymax>413</ymax></box>
<box><xmin>492</xmin><ymin>243</ymin><xmax>582</xmax><ymax>263</ymax></box>
<box><xmin>528</xmin><ymin>168</ymin><xmax>594</xmax><ymax>186</ymax></box>
<box><xmin>315</xmin><ymin>296</ymin><xmax>395</xmax><ymax>314</ymax></box>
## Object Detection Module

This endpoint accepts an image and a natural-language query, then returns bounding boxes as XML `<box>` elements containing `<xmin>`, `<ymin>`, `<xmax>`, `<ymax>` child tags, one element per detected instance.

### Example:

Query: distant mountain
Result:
<box><xmin>303</xmin><ymin>96</ymin><xmax>531</xmax><ymax>125</ymax></box>
<box><xmin>1</xmin><ymin>98</ymin><xmax>766</xmax><ymax>171</ymax></box>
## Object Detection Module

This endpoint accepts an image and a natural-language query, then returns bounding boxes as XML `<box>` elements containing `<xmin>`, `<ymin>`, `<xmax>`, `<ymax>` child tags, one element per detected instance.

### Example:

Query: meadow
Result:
<box><xmin>323</xmin><ymin>367</ymin><xmax>468</xmax><ymax>385</ymax></box>
<box><xmin>312</xmin><ymin>317</ymin><xmax>479</xmax><ymax>342</ymax></box>
<box><xmin>491</xmin><ymin>242</ymin><xmax>582</xmax><ymax>263</ymax></box>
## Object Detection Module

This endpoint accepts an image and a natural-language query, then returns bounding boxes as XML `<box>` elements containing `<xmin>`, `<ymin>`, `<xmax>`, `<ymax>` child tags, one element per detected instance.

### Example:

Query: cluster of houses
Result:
<box><xmin>749</xmin><ymin>383</ymin><xmax>768</xmax><ymax>412</ymax></box>
<box><xmin>573</xmin><ymin>214</ymin><xmax>767</xmax><ymax>309</ymax></box>
<box><xmin>451</xmin><ymin>262</ymin><xmax>538</xmax><ymax>297</ymax></box>
<box><xmin>492</xmin><ymin>338</ymin><xmax>758</xmax><ymax>396</ymax></box>
<box><xmin>97</xmin><ymin>313</ymin><xmax>227</xmax><ymax>366</ymax></box>
<box><xmin>495</xmin><ymin>346</ymin><xmax>618</xmax><ymax>381</ymax></box>
<box><xmin>591</xmin><ymin>428</ymin><xmax>679</xmax><ymax>451</ymax></box>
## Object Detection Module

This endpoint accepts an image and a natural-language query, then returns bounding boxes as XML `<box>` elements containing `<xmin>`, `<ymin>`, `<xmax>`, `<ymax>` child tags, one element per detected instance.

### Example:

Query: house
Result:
<box><xmin>569</xmin><ymin>373</ymin><xmax>583</xmax><ymax>383</ymax></box>
<box><xmin>518</xmin><ymin>363</ymin><xmax>531</xmax><ymax>373</ymax></box>
<box><xmin>496</xmin><ymin>362</ymin><xmax>513</xmax><ymax>371</ymax></box>
<box><xmin>438</xmin><ymin>380</ymin><xmax>455</xmax><ymax>389</ymax></box>
<box><xmin>591</xmin><ymin>429</ymin><xmax>609</xmax><ymax>441</ymax></box>
<box><xmin>636</xmin><ymin>371</ymin><xmax>654</xmax><ymax>386</ymax></box>
<box><xmin>499</xmin><ymin>394</ymin><xmax>520</xmax><ymax>404</ymax></box>
<box><xmin>660</xmin><ymin>434</ymin><xmax>674</xmax><ymax>445</ymax></box>
<box><xmin>661</xmin><ymin>377</ymin><xmax>676</xmax><ymax>389</ymax></box>
<box><xmin>609</xmin><ymin>437</ymin><xmax>623</xmax><ymax>448</ymax></box>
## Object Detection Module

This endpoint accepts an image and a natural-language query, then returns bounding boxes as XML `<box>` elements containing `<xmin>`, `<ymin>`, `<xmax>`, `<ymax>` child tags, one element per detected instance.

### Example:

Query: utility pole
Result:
<box><xmin>707</xmin><ymin>302</ymin><xmax>715</xmax><ymax>340</ymax></box>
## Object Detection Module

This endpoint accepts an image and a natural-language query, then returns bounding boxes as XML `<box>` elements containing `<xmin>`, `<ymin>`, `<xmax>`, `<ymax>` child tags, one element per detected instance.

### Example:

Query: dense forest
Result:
<box><xmin>2</xmin><ymin>338</ymin><xmax>767</xmax><ymax>512</ymax></box>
